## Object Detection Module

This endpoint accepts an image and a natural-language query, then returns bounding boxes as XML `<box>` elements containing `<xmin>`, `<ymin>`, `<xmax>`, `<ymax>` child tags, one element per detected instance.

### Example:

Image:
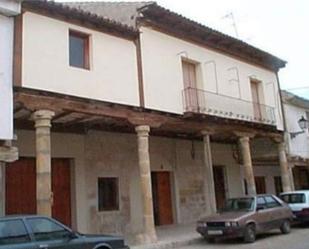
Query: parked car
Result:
<box><xmin>280</xmin><ymin>190</ymin><xmax>309</xmax><ymax>222</ymax></box>
<box><xmin>196</xmin><ymin>194</ymin><xmax>293</xmax><ymax>243</ymax></box>
<box><xmin>0</xmin><ymin>215</ymin><xmax>129</xmax><ymax>249</ymax></box>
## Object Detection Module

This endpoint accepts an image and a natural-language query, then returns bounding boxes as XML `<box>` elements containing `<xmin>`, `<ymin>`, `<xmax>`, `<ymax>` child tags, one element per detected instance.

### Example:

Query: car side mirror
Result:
<box><xmin>256</xmin><ymin>206</ymin><xmax>265</xmax><ymax>212</ymax></box>
<box><xmin>67</xmin><ymin>231</ymin><xmax>78</xmax><ymax>240</ymax></box>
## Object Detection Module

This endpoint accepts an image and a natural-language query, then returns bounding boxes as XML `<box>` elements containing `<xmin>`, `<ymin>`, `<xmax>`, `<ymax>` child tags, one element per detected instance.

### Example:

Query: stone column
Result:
<box><xmin>238</xmin><ymin>135</ymin><xmax>256</xmax><ymax>195</ymax></box>
<box><xmin>201</xmin><ymin>131</ymin><xmax>216</xmax><ymax>214</ymax></box>
<box><xmin>135</xmin><ymin>125</ymin><xmax>157</xmax><ymax>244</ymax></box>
<box><xmin>32</xmin><ymin>110</ymin><xmax>54</xmax><ymax>216</ymax></box>
<box><xmin>277</xmin><ymin>142</ymin><xmax>293</xmax><ymax>192</ymax></box>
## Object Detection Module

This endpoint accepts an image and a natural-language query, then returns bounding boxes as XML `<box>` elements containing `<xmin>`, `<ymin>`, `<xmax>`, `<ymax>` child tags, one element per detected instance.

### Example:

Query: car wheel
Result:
<box><xmin>280</xmin><ymin>220</ymin><xmax>291</xmax><ymax>234</ymax></box>
<box><xmin>244</xmin><ymin>224</ymin><xmax>256</xmax><ymax>243</ymax></box>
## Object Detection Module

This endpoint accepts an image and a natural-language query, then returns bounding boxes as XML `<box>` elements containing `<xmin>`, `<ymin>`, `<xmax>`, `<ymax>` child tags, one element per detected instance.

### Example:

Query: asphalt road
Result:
<box><xmin>180</xmin><ymin>224</ymin><xmax>309</xmax><ymax>249</ymax></box>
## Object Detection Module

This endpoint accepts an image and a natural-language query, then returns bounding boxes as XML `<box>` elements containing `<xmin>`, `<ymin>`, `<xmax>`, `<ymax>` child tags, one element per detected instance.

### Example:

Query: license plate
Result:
<box><xmin>208</xmin><ymin>230</ymin><xmax>223</xmax><ymax>235</ymax></box>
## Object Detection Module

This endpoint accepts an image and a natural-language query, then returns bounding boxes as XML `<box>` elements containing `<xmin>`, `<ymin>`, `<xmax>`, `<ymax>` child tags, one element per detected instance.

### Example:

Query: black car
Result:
<box><xmin>0</xmin><ymin>215</ymin><xmax>129</xmax><ymax>249</ymax></box>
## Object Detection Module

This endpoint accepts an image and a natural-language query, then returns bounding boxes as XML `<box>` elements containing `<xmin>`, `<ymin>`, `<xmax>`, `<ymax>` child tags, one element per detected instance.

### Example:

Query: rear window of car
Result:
<box><xmin>0</xmin><ymin>219</ymin><xmax>31</xmax><ymax>245</ymax></box>
<box><xmin>281</xmin><ymin>193</ymin><xmax>306</xmax><ymax>204</ymax></box>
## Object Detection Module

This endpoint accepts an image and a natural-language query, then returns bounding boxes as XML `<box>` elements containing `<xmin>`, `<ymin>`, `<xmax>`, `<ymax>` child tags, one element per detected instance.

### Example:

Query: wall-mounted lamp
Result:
<box><xmin>290</xmin><ymin>116</ymin><xmax>308</xmax><ymax>139</ymax></box>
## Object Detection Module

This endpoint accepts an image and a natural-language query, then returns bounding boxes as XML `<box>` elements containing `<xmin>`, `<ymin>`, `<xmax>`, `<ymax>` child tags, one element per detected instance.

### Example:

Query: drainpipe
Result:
<box><xmin>276</xmin><ymin>72</ymin><xmax>295</xmax><ymax>190</ymax></box>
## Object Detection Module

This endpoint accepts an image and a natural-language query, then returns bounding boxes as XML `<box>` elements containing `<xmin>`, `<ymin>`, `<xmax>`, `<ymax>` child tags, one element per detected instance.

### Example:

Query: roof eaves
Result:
<box><xmin>22</xmin><ymin>0</ymin><xmax>139</xmax><ymax>39</ymax></box>
<box><xmin>281</xmin><ymin>90</ymin><xmax>309</xmax><ymax>109</ymax></box>
<box><xmin>139</xmin><ymin>3</ymin><xmax>286</xmax><ymax>71</ymax></box>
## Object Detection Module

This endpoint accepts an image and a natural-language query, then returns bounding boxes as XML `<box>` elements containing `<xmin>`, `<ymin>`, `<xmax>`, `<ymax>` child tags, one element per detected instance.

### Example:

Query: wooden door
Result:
<box><xmin>182</xmin><ymin>60</ymin><xmax>198</xmax><ymax>111</ymax></box>
<box><xmin>151</xmin><ymin>172</ymin><xmax>173</xmax><ymax>226</ymax></box>
<box><xmin>6</xmin><ymin>158</ymin><xmax>37</xmax><ymax>215</ymax></box>
<box><xmin>5</xmin><ymin>158</ymin><xmax>71</xmax><ymax>227</ymax></box>
<box><xmin>213</xmin><ymin>166</ymin><xmax>226</xmax><ymax>210</ymax></box>
<box><xmin>251</xmin><ymin>80</ymin><xmax>262</xmax><ymax>120</ymax></box>
<box><xmin>255</xmin><ymin>176</ymin><xmax>266</xmax><ymax>194</ymax></box>
<box><xmin>52</xmin><ymin>159</ymin><xmax>72</xmax><ymax>227</ymax></box>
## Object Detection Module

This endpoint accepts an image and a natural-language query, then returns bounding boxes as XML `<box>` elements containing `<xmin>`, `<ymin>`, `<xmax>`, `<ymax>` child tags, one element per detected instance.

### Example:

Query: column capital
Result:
<box><xmin>270</xmin><ymin>134</ymin><xmax>284</xmax><ymax>144</ymax></box>
<box><xmin>201</xmin><ymin>128</ymin><xmax>216</xmax><ymax>136</ymax></box>
<box><xmin>135</xmin><ymin>125</ymin><xmax>150</xmax><ymax>136</ymax></box>
<box><xmin>31</xmin><ymin>110</ymin><xmax>55</xmax><ymax>128</ymax></box>
<box><xmin>277</xmin><ymin>141</ymin><xmax>287</xmax><ymax>151</ymax></box>
<box><xmin>239</xmin><ymin>136</ymin><xmax>250</xmax><ymax>144</ymax></box>
<box><xmin>234</xmin><ymin>131</ymin><xmax>256</xmax><ymax>139</ymax></box>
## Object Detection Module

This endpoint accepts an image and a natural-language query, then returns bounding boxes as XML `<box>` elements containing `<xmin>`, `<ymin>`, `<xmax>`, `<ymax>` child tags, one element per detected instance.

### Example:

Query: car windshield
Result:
<box><xmin>280</xmin><ymin>193</ymin><xmax>306</xmax><ymax>204</ymax></box>
<box><xmin>221</xmin><ymin>198</ymin><xmax>255</xmax><ymax>212</ymax></box>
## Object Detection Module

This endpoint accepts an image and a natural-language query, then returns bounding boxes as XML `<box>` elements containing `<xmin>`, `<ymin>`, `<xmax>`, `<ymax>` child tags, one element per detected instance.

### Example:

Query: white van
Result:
<box><xmin>280</xmin><ymin>190</ymin><xmax>309</xmax><ymax>222</ymax></box>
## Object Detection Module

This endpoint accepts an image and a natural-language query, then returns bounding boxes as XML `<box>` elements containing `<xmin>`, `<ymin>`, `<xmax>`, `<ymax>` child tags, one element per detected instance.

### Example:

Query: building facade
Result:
<box><xmin>2</xmin><ymin>0</ymin><xmax>293</xmax><ymax>245</ymax></box>
<box><xmin>282</xmin><ymin>90</ymin><xmax>309</xmax><ymax>190</ymax></box>
<box><xmin>0</xmin><ymin>0</ymin><xmax>21</xmax><ymax>216</ymax></box>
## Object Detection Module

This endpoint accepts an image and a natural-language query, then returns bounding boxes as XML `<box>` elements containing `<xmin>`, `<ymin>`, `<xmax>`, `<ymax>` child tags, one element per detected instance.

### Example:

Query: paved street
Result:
<box><xmin>179</xmin><ymin>225</ymin><xmax>309</xmax><ymax>249</ymax></box>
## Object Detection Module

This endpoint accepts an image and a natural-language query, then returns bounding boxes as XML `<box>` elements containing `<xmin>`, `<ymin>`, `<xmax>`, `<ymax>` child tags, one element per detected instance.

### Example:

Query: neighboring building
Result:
<box><xmin>282</xmin><ymin>90</ymin><xmax>309</xmax><ymax>190</ymax></box>
<box><xmin>3</xmin><ymin>0</ymin><xmax>291</xmax><ymax>245</ymax></box>
<box><xmin>0</xmin><ymin>0</ymin><xmax>21</xmax><ymax>215</ymax></box>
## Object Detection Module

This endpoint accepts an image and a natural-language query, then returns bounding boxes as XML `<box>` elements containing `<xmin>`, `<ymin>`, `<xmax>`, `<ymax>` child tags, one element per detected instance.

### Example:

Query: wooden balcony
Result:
<box><xmin>182</xmin><ymin>87</ymin><xmax>276</xmax><ymax>126</ymax></box>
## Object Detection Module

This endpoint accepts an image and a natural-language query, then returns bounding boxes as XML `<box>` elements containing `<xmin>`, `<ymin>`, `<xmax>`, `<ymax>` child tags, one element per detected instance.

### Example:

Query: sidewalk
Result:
<box><xmin>130</xmin><ymin>223</ymin><xmax>202</xmax><ymax>249</ymax></box>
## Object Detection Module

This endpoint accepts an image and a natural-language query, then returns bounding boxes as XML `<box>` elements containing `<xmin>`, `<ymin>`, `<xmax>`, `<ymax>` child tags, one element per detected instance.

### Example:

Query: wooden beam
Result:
<box><xmin>13</xmin><ymin>13</ymin><xmax>23</xmax><ymax>86</ymax></box>
<box><xmin>52</xmin><ymin>111</ymin><xmax>73</xmax><ymax>122</ymax></box>
<box><xmin>14</xmin><ymin>88</ymin><xmax>282</xmax><ymax>138</ymax></box>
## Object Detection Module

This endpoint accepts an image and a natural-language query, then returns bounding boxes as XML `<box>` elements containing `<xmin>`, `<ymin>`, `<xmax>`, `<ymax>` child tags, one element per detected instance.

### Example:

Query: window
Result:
<box><xmin>256</xmin><ymin>197</ymin><xmax>267</xmax><ymax>210</ymax></box>
<box><xmin>274</xmin><ymin>176</ymin><xmax>283</xmax><ymax>196</ymax></box>
<box><xmin>98</xmin><ymin>177</ymin><xmax>119</xmax><ymax>211</ymax></box>
<box><xmin>280</xmin><ymin>193</ymin><xmax>306</xmax><ymax>204</ymax></box>
<box><xmin>265</xmin><ymin>196</ymin><xmax>281</xmax><ymax>208</ymax></box>
<box><xmin>69</xmin><ymin>30</ymin><xmax>89</xmax><ymax>69</ymax></box>
<box><xmin>27</xmin><ymin>217</ymin><xmax>71</xmax><ymax>241</ymax></box>
<box><xmin>244</xmin><ymin>180</ymin><xmax>248</xmax><ymax>195</ymax></box>
<box><xmin>0</xmin><ymin>219</ymin><xmax>30</xmax><ymax>245</ymax></box>
<box><xmin>224</xmin><ymin>198</ymin><xmax>254</xmax><ymax>212</ymax></box>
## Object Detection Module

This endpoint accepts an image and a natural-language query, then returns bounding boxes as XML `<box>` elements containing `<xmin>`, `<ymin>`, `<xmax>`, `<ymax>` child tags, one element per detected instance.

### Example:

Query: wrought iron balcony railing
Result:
<box><xmin>182</xmin><ymin>87</ymin><xmax>276</xmax><ymax>125</ymax></box>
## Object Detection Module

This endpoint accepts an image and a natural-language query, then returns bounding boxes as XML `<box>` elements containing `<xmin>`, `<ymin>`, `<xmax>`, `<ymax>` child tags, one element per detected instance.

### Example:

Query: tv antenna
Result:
<box><xmin>222</xmin><ymin>12</ymin><xmax>239</xmax><ymax>38</ymax></box>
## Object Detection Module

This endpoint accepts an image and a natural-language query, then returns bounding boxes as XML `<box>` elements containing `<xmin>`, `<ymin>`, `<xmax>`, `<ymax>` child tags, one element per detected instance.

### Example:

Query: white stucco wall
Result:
<box><xmin>0</xmin><ymin>0</ymin><xmax>21</xmax><ymax>16</ymax></box>
<box><xmin>22</xmin><ymin>12</ymin><xmax>140</xmax><ymax>107</ymax></box>
<box><xmin>140</xmin><ymin>27</ymin><xmax>284</xmax><ymax>130</ymax></box>
<box><xmin>0</xmin><ymin>14</ymin><xmax>14</xmax><ymax>140</ymax></box>
<box><xmin>284</xmin><ymin>103</ymin><xmax>309</xmax><ymax>158</ymax></box>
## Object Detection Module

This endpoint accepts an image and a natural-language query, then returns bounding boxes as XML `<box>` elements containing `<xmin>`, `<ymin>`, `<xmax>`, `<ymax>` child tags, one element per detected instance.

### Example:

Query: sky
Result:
<box><xmin>59</xmin><ymin>0</ymin><xmax>309</xmax><ymax>98</ymax></box>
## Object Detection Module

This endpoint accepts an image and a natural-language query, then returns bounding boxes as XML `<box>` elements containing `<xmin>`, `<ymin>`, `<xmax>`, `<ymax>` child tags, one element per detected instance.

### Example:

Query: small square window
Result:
<box><xmin>98</xmin><ymin>177</ymin><xmax>119</xmax><ymax>211</ymax></box>
<box><xmin>69</xmin><ymin>30</ymin><xmax>89</xmax><ymax>69</ymax></box>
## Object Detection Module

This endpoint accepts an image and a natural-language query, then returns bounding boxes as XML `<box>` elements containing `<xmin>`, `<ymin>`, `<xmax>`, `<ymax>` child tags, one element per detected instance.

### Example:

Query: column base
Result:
<box><xmin>135</xmin><ymin>230</ymin><xmax>157</xmax><ymax>245</ymax></box>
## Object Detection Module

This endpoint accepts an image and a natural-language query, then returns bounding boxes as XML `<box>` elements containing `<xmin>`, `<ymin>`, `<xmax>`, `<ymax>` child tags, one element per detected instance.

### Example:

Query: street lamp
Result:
<box><xmin>290</xmin><ymin>116</ymin><xmax>309</xmax><ymax>139</ymax></box>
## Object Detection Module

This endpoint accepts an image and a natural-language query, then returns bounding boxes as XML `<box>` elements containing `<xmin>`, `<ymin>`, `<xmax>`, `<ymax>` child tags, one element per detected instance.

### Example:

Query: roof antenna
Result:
<box><xmin>222</xmin><ymin>12</ymin><xmax>239</xmax><ymax>38</ymax></box>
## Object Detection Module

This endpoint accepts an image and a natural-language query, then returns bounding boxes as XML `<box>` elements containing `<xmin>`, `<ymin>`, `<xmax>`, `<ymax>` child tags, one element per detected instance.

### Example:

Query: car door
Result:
<box><xmin>25</xmin><ymin>217</ymin><xmax>86</xmax><ymax>249</ymax></box>
<box><xmin>0</xmin><ymin>219</ymin><xmax>37</xmax><ymax>249</ymax></box>
<box><xmin>255</xmin><ymin>196</ymin><xmax>272</xmax><ymax>232</ymax></box>
<box><xmin>265</xmin><ymin>195</ymin><xmax>287</xmax><ymax>228</ymax></box>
